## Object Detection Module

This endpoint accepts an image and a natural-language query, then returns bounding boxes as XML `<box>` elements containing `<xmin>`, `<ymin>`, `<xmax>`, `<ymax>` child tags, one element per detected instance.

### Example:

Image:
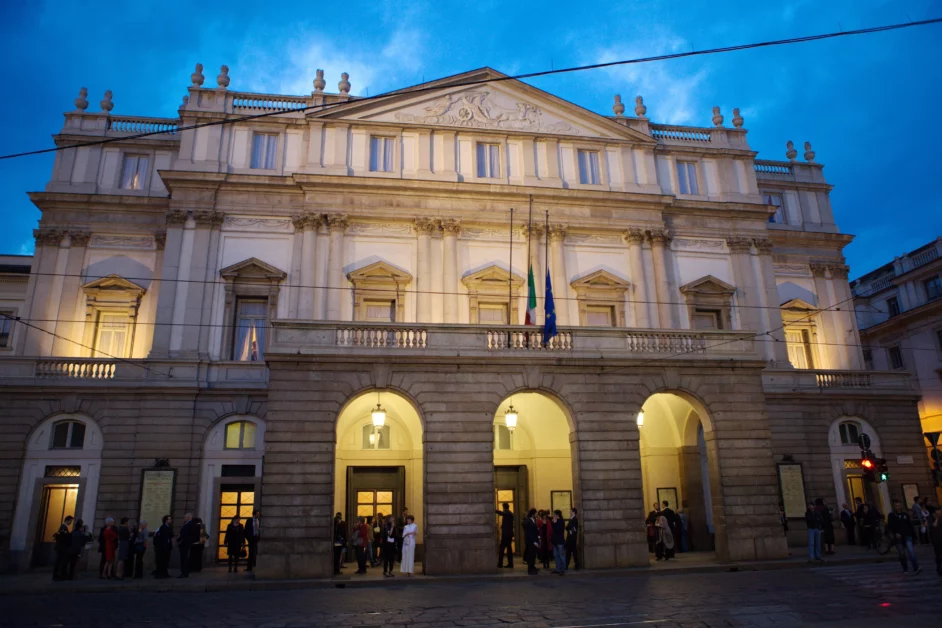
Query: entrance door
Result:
<box><xmin>346</xmin><ymin>467</ymin><xmax>405</xmax><ymax>529</ymax></box>
<box><xmin>32</xmin><ymin>484</ymin><xmax>79</xmax><ymax>567</ymax></box>
<box><xmin>216</xmin><ymin>484</ymin><xmax>255</xmax><ymax>561</ymax></box>
<box><xmin>495</xmin><ymin>466</ymin><xmax>528</xmax><ymax>555</ymax></box>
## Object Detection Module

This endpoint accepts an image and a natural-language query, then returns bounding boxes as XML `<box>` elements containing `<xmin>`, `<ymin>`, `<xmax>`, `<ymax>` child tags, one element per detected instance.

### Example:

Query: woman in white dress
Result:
<box><xmin>400</xmin><ymin>515</ymin><xmax>418</xmax><ymax>576</ymax></box>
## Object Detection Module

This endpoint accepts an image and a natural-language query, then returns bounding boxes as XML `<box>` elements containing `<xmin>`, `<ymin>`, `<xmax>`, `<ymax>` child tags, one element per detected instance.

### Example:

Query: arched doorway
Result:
<box><xmin>335</xmin><ymin>390</ymin><xmax>424</xmax><ymax>568</ymax></box>
<box><xmin>828</xmin><ymin>417</ymin><xmax>890</xmax><ymax>515</ymax></box>
<box><xmin>637</xmin><ymin>392</ymin><xmax>721</xmax><ymax>559</ymax></box>
<box><xmin>493</xmin><ymin>392</ymin><xmax>574</xmax><ymax>566</ymax></box>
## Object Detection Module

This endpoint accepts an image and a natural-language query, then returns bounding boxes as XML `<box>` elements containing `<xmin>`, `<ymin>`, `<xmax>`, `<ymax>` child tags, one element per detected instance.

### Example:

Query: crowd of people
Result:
<box><xmin>645</xmin><ymin>501</ymin><xmax>687</xmax><ymax>560</ymax></box>
<box><xmin>515</xmin><ymin>506</ymin><xmax>579</xmax><ymax>575</ymax></box>
<box><xmin>333</xmin><ymin>507</ymin><xmax>418</xmax><ymax>577</ymax></box>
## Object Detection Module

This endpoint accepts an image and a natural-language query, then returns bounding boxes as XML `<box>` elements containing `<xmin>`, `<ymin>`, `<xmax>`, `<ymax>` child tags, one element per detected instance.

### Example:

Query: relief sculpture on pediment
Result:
<box><xmin>395</xmin><ymin>91</ymin><xmax>576</xmax><ymax>134</ymax></box>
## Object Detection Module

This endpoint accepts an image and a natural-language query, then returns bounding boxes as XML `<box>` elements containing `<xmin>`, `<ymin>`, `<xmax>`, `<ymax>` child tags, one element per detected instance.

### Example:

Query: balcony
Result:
<box><xmin>0</xmin><ymin>358</ymin><xmax>268</xmax><ymax>388</ymax></box>
<box><xmin>762</xmin><ymin>368</ymin><xmax>917</xmax><ymax>396</ymax></box>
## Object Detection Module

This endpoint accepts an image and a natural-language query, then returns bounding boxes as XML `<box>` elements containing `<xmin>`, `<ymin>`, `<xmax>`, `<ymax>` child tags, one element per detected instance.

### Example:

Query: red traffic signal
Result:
<box><xmin>861</xmin><ymin>458</ymin><xmax>875</xmax><ymax>470</ymax></box>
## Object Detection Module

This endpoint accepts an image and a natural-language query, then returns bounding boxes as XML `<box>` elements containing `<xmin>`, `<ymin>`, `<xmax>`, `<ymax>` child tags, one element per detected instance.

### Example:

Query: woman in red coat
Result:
<box><xmin>100</xmin><ymin>518</ymin><xmax>118</xmax><ymax>579</ymax></box>
<box><xmin>541</xmin><ymin>511</ymin><xmax>553</xmax><ymax>569</ymax></box>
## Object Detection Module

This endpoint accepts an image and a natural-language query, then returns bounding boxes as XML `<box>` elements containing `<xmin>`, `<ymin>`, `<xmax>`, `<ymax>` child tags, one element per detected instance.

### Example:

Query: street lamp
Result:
<box><xmin>370</xmin><ymin>394</ymin><xmax>386</xmax><ymax>450</ymax></box>
<box><xmin>636</xmin><ymin>410</ymin><xmax>645</xmax><ymax>427</ymax></box>
<box><xmin>504</xmin><ymin>404</ymin><xmax>518</xmax><ymax>432</ymax></box>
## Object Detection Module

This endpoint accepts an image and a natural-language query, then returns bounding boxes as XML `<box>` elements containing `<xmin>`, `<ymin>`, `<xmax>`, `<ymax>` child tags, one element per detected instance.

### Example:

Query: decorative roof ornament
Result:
<box><xmin>731</xmin><ymin>108</ymin><xmax>744</xmax><ymax>128</ymax></box>
<box><xmin>785</xmin><ymin>140</ymin><xmax>798</xmax><ymax>161</ymax></box>
<box><xmin>338</xmin><ymin>72</ymin><xmax>351</xmax><ymax>94</ymax></box>
<box><xmin>711</xmin><ymin>106</ymin><xmax>724</xmax><ymax>127</ymax></box>
<box><xmin>634</xmin><ymin>95</ymin><xmax>647</xmax><ymax>118</ymax></box>
<box><xmin>612</xmin><ymin>94</ymin><xmax>625</xmax><ymax>117</ymax></box>
<box><xmin>217</xmin><ymin>65</ymin><xmax>230</xmax><ymax>89</ymax></box>
<box><xmin>313</xmin><ymin>69</ymin><xmax>326</xmax><ymax>93</ymax></box>
<box><xmin>191</xmin><ymin>63</ymin><xmax>205</xmax><ymax>87</ymax></box>
<box><xmin>803</xmin><ymin>141</ymin><xmax>816</xmax><ymax>162</ymax></box>
<box><xmin>74</xmin><ymin>87</ymin><xmax>89</xmax><ymax>112</ymax></box>
<box><xmin>100</xmin><ymin>90</ymin><xmax>114</xmax><ymax>113</ymax></box>
<box><xmin>182</xmin><ymin>94</ymin><xmax>189</xmax><ymax>106</ymax></box>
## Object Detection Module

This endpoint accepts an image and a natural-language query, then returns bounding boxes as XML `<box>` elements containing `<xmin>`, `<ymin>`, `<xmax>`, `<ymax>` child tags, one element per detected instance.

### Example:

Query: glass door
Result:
<box><xmin>495</xmin><ymin>488</ymin><xmax>515</xmax><ymax>554</ymax></box>
<box><xmin>356</xmin><ymin>490</ymin><xmax>394</xmax><ymax>522</ymax></box>
<box><xmin>33</xmin><ymin>484</ymin><xmax>79</xmax><ymax>567</ymax></box>
<box><xmin>217</xmin><ymin>485</ymin><xmax>255</xmax><ymax>561</ymax></box>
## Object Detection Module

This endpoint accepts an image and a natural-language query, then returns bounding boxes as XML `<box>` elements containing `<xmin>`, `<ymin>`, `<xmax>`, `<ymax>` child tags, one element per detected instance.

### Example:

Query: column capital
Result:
<box><xmin>326</xmin><ymin>213</ymin><xmax>349</xmax><ymax>233</ymax></box>
<box><xmin>726</xmin><ymin>237</ymin><xmax>753</xmax><ymax>253</ymax></box>
<box><xmin>192</xmin><ymin>210</ymin><xmax>225</xmax><ymax>227</ymax></box>
<box><xmin>154</xmin><ymin>230</ymin><xmax>167</xmax><ymax>250</ymax></box>
<box><xmin>68</xmin><ymin>231</ymin><xmax>91</xmax><ymax>248</ymax></box>
<box><xmin>809</xmin><ymin>261</ymin><xmax>830</xmax><ymax>278</ymax></box>
<box><xmin>293</xmin><ymin>212</ymin><xmax>322</xmax><ymax>232</ymax></box>
<box><xmin>752</xmin><ymin>238</ymin><xmax>774</xmax><ymax>255</ymax></box>
<box><xmin>165</xmin><ymin>209</ymin><xmax>189</xmax><ymax>226</ymax></box>
<box><xmin>441</xmin><ymin>218</ymin><xmax>462</xmax><ymax>236</ymax></box>
<box><xmin>414</xmin><ymin>217</ymin><xmax>438</xmax><ymax>235</ymax></box>
<box><xmin>624</xmin><ymin>227</ymin><xmax>645</xmax><ymax>245</ymax></box>
<box><xmin>525</xmin><ymin>223</ymin><xmax>545</xmax><ymax>240</ymax></box>
<box><xmin>829</xmin><ymin>264</ymin><xmax>850</xmax><ymax>279</ymax></box>
<box><xmin>548</xmin><ymin>224</ymin><xmax>568</xmax><ymax>242</ymax></box>
<box><xmin>648</xmin><ymin>228</ymin><xmax>672</xmax><ymax>246</ymax></box>
<box><xmin>33</xmin><ymin>228</ymin><xmax>65</xmax><ymax>247</ymax></box>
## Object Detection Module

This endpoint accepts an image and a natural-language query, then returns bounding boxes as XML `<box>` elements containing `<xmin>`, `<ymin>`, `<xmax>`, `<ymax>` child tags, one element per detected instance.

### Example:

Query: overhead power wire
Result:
<box><xmin>0</xmin><ymin>17</ymin><xmax>939</xmax><ymax>162</ymax></box>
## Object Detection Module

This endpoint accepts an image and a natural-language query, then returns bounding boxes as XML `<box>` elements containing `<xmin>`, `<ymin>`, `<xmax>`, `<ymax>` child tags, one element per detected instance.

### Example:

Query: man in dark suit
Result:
<box><xmin>153</xmin><ymin>515</ymin><xmax>173</xmax><ymax>578</ymax></box>
<box><xmin>176</xmin><ymin>513</ymin><xmax>197</xmax><ymax>578</ymax></box>
<box><xmin>565</xmin><ymin>507</ymin><xmax>580</xmax><ymax>570</ymax></box>
<box><xmin>52</xmin><ymin>515</ymin><xmax>74</xmax><ymax>581</ymax></box>
<box><xmin>661</xmin><ymin>501</ymin><xmax>679</xmax><ymax>550</ymax></box>
<box><xmin>523</xmin><ymin>508</ymin><xmax>540</xmax><ymax>575</ymax></box>
<box><xmin>245</xmin><ymin>509</ymin><xmax>261</xmax><ymax>572</ymax></box>
<box><xmin>496</xmin><ymin>502</ymin><xmax>514</xmax><ymax>568</ymax></box>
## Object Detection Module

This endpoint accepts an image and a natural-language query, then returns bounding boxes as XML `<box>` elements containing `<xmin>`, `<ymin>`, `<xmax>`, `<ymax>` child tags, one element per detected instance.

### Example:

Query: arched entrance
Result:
<box><xmin>493</xmin><ymin>392</ymin><xmax>574</xmax><ymax>567</ymax></box>
<box><xmin>334</xmin><ymin>390</ymin><xmax>424</xmax><ymax>568</ymax></box>
<box><xmin>637</xmin><ymin>392</ymin><xmax>722</xmax><ymax>559</ymax></box>
<box><xmin>828</xmin><ymin>417</ymin><xmax>890</xmax><ymax>515</ymax></box>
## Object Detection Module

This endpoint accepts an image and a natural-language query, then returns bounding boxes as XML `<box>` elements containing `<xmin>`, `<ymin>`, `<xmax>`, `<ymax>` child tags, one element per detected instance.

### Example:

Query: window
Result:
<box><xmin>863</xmin><ymin>348</ymin><xmax>873</xmax><ymax>370</ymax></box>
<box><xmin>94</xmin><ymin>313</ymin><xmax>130</xmax><ymax>358</ymax></box>
<box><xmin>120</xmin><ymin>155</ymin><xmax>149</xmax><ymax>190</ymax></box>
<box><xmin>586</xmin><ymin>305</ymin><xmax>615</xmax><ymax>327</ymax></box>
<box><xmin>886</xmin><ymin>296</ymin><xmax>900</xmax><ymax>317</ymax></box>
<box><xmin>785</xmin><ymin>329</ymin><xmax>815</xmax><ymax>369</ymax></box>
<box><xmin>250</xmin><ymin>133</ymin><xmax>278</xmax><ymax>169</ymax></box>
<box><xmin>362</xmin><ymin>424</ymin><xmax>391</xmax><ymax>449</ymax></box>
<box><xmin>479</xmin><ymin>303</ymin><xmax>509</xmax><ymax>324</ymax></box>
<box><xmin>224</xmin><ymin>421</ymin><xmax>257</xmax><ymax>450</ymax></box>
<box><xmin>51</xmin><ymin>420</ymin><xmax>86</xmax><ymax>449</ymax></box>
<box><xmin>494</xmin><ymin>424</ymin><xmax>511</xmax><ymax>451</ymax></box>
<box><xmin>0</xmin><ymin>311</ymin><xmax>13</xmax><ymax>348</ymax></box>
<box><xmin>577</xmin><ymin>150</ymin><xmax>601</xmax><ymax>185</ymax></box>
<box><xmin>476</xmin><ymin>143</ymin><xmax>500</xmax><ymax>178</ymax></box>
<box><xmin>369</xmin><ymin>136</ymin><xmax>395</xmax><ymax>172</ymax></box>
<box><xmin>676</xmin><ymin>161</ymin><xmax>699</xmax><ymax>195</ymax></box>
<box><xmin>925</xmin><ymin>277</ymin><xmax>942</xmax><ymax>301</ymax></box>
<box><xmin>364</xmin><ymin>300</ymin><xmax>395</xmax><ymax>322</ymax></box>
<box><xmin>838</xmin><ymin>421</ymin><xmax>861</xmax><ymax>446</ymax></box>
<box><xmin>233</xmin><ymin>299</ymin><xmax>267</xmax><ymax>361</ymax></box>
<box><xmin>765</xmin><ymin>193</ymin><xmax>785</xmax><ymax>224</ymax></box>
<box><xmin>888</xmin><ymin>345</ymin><xmax>904</xmax><ymax>370</ymax></box>
<box><xmin>693</xmin><ymin>309</ymin><xmax>720</xmax><ymax>330</ymax></box>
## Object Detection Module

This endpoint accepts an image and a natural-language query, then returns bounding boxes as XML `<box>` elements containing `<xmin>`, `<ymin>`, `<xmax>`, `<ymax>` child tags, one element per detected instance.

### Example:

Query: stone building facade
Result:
<box><xmin>0</xmin><ymin>66</ymin><xmax>929</xmax><ymax>576</ymax></box>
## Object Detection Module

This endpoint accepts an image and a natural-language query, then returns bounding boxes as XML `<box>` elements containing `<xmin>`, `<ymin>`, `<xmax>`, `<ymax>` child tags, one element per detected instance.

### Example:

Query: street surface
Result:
<box><xmin>3</xmin><ymin>562</ymin><xmax>941</xmax><ymax>627</ymax></box>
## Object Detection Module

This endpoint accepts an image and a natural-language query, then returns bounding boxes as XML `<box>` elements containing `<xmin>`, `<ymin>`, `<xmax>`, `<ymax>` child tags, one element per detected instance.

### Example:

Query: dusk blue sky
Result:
<box><xmin>1</xmin><ymin>1</ymin><xmax>939</xmax><ymax>277</ymax></box>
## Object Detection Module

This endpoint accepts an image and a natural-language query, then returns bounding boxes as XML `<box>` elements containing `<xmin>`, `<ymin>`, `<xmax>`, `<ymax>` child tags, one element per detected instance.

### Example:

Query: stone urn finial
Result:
<box><xmin>803</xmin><ymin>141</ymin><xmax>816</xmax><ymax>162</ymax></box>
<box><xmin>732</xmin><ymin>108</ymin><xmax>744</xmax><ymax>128</ymax></box>
<box><xmin>191</xmin><ymin>63</ymin><xmax>205</xmax><ymax>87</ymax></box>
<box><xmin>74</xmin><ymin>87</ymin><xmax>88</xmax><ymax>112</ymax></box>
<box><xmin>313</xmin><ymin>69</ymin><xmax>326</xmax><ymax>93</ymax></box>
<box><xmin>182</xmin><ymin>94</ymin><xmax>189</xmax><ymax>106</ymax></box>
<box><xmin>711</xmin><ymin>106</ymin><xmax>724</xmax><ymax>127</ymax></box>
<box><xmin>100</xmin><ymin>90</ymin><xmax>114</xmax><ymax>113</ymax></box>
<box><xmin>217</xmin><ymin>65</ymin><xmax>230</xmax><ymax>89</ymax></box>
<box><xmin>634</xmin><ymin>95</ymin><xmax>647</xmax><ymax>118</ymax></box>
<box><xmin>785</xmin><ymin>140</ymin><xmax>797</xmax><ymax>161</ymax></box>
<box><xmin>338</xmin><ymin>72</ymin><xmax>351</xmax><ymax>94</ymax></box>
<box><xmin>612</xmin><ymin>94</ymin><xmax>625</xmax><ymax>117</ymax></box>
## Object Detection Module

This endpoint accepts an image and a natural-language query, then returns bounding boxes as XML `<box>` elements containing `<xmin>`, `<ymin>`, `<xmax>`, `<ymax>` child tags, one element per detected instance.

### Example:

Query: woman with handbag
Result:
<box><xmin>352</xmin><ymin>517</ymin><xmax>369</xmax><ymax>574</ymax></box>
<box><xmin>224</xmin><ymin>516</ymin><xmax>246</xmax><ymax>573</ymax></box>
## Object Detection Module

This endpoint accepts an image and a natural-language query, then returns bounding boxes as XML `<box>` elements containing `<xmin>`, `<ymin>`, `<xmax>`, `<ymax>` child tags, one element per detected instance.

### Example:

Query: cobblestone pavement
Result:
<box><xmin>4</xmin><ymin>562</ymin><xmax>941</xmax><ymax>627</ymax></box>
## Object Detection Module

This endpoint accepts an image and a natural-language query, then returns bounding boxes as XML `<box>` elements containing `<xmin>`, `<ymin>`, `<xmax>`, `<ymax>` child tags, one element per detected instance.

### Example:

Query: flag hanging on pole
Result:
<box><xmin>543</xmin><ymin>209</ymin><xmax>558</xmax><ymax>346</ymax></box>
<box><xmin>525</xmin><ymin>265</ymin><xmax>537</xmax><ymax>325</ymax></box>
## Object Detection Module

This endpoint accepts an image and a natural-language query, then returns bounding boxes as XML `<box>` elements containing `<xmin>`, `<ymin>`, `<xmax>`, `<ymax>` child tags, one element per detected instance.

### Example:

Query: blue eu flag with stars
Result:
<box><xmin>543</xmin><ymin>267</ymin><xmax>558</xmax><ymax>346</ymax></box>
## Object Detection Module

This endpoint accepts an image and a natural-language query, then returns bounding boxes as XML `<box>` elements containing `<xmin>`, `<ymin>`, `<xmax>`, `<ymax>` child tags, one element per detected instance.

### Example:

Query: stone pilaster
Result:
<box><xmin>810</xmin><ymin>262</ymin><xmax>841</xmax><ymax>370</ymax></box>
<box><xmin>624</xmin><ymin>228</ymin><xmax>650</xmax><ymax>328</ymax></box>
<box><xmin>527</xmin><ymin>224</ymin><xmax>545</xmax><ymax>324</ymax></box>
<box><xmin>752</xmin><ymin>238</ymin><xmax>789</xmax><ymax>365</ymax></box>
<box><xmin>548</xmin><ymin>224</ymin><xmax>569</xmax><ymax>325</ymax></box>
<box><xmin>441</xmin><ymin>219</ymin><xmax>461</xmax><ymax>324</ymax></box>
<box><xmin>23</xmin><ymin>228</ymin><xmax>66</xmax><ymax>356</ymax></box>
<box><xmin>325</xmin><ymin>214</ymin><xmax>348</xmax><ymax>321</ymax></box>
<box><xmin>726</xmin><ymin>237</ymin><xmax>762</xmax><ymax>333</ymax></box>
<box><xmin>179</xmin><ymin>211</ymin><xmax>224</xmax><ymax>358</ymax></box>
<box><xmin>297</xmin><ymin>213</ymin><xmax>322</xmax><ymax>319</ymax></box>
<box><xmin>149</xmin><ymin>210</ymin><xmax>188</xmax><ymax>357</ymax></box>
<box><xmin>414</xmin><ymin>218</ymin><xmax>437</xmax><ymax>323</ymax></box>
<box><xmin>649</xmin><ymin>229</ymin><xmax>675</xmax><ymax>329</ymax></box>
<box><xmin>51</xmin><ymin>231</ymin><xmax>91</xmax><ymax>356</ymax></box>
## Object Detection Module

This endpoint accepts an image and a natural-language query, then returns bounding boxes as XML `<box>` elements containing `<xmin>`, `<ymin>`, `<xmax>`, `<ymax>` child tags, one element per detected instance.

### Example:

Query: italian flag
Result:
<box><xmin>524</xmin><ymin>264</ymin><xmax>537</xmax><ymax>325</ymax></box>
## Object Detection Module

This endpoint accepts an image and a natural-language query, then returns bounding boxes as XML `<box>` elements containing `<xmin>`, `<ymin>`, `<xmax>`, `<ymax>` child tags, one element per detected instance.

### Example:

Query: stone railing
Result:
<box><xmin>753</xmin><ymin>160</ymin><xmax>793</xmax><ymax>176</ymax></box>
<box><xmin>910</xmin><ymin>247</ymin><xmax>939</xmax><ymax>268</ymax></box>
<box><xmin>650</xmin><ymin>125</ymin><xmax>712</xmax><ymax>143</ymax></box>
<box><xmin>868</xmin><ymin>275</ymin><xmax>895</xmax><ymax>294</ymax></box>
<box><xmin>814</xmin><ymin>371</ymin><xmax>872</xmax><ymax>388</ymax></box>
<box><xmin>625</xmin><ymin>331</ymin><xmax>713</xmax><ymax>354</ymax></box>
<box><xmin>763</xmin><ymin>368</ymin><xmax>915</xmax><ymax>395</ymax></box>
<box><xmin>35</xmin><ymin>360</ymin><xmax>116</xmax><ymax>379</ymax></box>
<box><xmin>336</xmin><ymin>327</ymin><xmax>428</xmax><ymax>348</ymax></box>
<box><xmin>231</xmin><ymin>94</ymin><xmax>309</xmax><ymax>112</ymax></box>
<box><xmin>486</xmin><ymin>330</ymin><xmax>574</xmax><ymax>350</ymax></box>
<box><xmin>107</xmin><ymin>116</ymin><xmax>178</xmax><ymax>135</ymax></box>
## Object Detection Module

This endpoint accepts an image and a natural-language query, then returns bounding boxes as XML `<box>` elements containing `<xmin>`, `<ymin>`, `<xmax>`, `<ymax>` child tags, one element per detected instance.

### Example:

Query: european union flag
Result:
<box><xmin>543</xmin><ymin>267</ymin><xmax>558</xmax><ymax>346</ymax></box>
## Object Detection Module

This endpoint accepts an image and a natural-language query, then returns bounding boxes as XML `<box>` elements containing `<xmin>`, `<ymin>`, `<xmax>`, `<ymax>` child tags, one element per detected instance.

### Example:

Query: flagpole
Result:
<box><xmin>544</xmin><ymin>209</ymin><xmax>549</xmax><ymax>347</ymax></box>
<box><xmin>508</xmin><ymin>207</ymin><xmax>513</xmax><ymax>346</ymax></box>
<box><xmin>527</xmin><ymin>196</ymin><xmax>533</xmax><ymax>346</ymax></box>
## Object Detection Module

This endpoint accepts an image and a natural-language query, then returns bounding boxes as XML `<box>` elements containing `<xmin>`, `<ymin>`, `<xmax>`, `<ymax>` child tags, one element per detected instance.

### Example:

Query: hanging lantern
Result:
<box><xmin>636</xmin><ymin>411</ymin><xmax>645</xmax><ymax>427</ymax></box>
<box><xmin>372</xmin><ymin>403</ymin><xmax>386</xmax><ymax>428</ymax></box>
<box><xmin>504</xmin><ymin>404</ymin><xmax>518</xmax><ymax>432</ymax></box>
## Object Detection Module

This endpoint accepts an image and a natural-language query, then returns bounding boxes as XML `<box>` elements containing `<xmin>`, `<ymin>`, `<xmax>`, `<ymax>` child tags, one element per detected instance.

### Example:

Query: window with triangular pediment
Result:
<box><xmin>570</xmin><ymin>270</ymin><xmax>630</xmax><ymax>327</ymax></box>
<box><xmin>347</xmin><ymin>261</ymin><xmax>413</xmax><ymax>323</ymax></box>
<box><xmin>462</xmin><ymin>265</ymin><xmax>524</xmax><ymax>324</ymax></box>
<box><xmin>679</xmin><ymin>276</ymin><xmax>736</xmax><ymax>330</ymax></box>
<box><xmin>219</xmin><ymin>258</ymin><xmax>286</xmax><ymax>361</ymax></box>
<box><xmin>80</xmin><ymin>274</ymin><xmax>146</xmax><ymax>358</ymax></box>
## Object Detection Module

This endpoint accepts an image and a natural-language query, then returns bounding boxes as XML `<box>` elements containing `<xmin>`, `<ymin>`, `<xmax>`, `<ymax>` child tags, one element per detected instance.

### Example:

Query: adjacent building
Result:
<box><xmin>0</xmin><ymin>65</ymin><xmax>929</xmax><ymax>577</ymax></box>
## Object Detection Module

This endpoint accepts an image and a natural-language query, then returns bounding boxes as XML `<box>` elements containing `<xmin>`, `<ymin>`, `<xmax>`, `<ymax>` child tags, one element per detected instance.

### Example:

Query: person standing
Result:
<box><xmin>67</xmin><ymin>519</ymin><xmax>92</xmax><ymax>580</ymax></box>
<box><xmin>352</xmin><ymin>516</ymin><xmax>369</xmax><ymax>575</ymax></box>
<box><xmin>176</xmin><ymin>513</ymin><xmax>197</xmax><ymax>578</ymax></box>
<box><xmin>912</xmin><ymin>497</ymin><xmax>928</xmax><ymax>545</ymax></box>
<box><xmin>887</xmin><ymin>500</ymin><xmax>921</xmax><ymax>574</ymax></box>
<box><xmin>100</xmin><ymin>518</ymin><xmax>118</xmax><ymax>579</ymax></box>
<box><xmin>655</xmin><ymin>514</ymin><xmax>675</xmax><ymax>560</ymax></box>
<box><xmin>153</xmin><ymin>515</ymin><xmax>173</xmax><ymax>579</ymax></box>
<box><xmin>372</xmin><ymin>514</ymin><xmax>384</xmax><ymax>567</ymax></box>
<box><xmin>817</xmin><ymin>499</ymin><xmax>835</xmax><ymax>555</ymax></box>
<box><xmin>333</xmin><ymin>512</ymin><xmax>346</xmax><ymax>576</ymax></box>
<box><xmin>853</xmin><ymin>497</ymin><xmax>866</xmax><ymax>545</ymax></box>
<box><xmin>523</xmin><ymin>508</ymin><xmax>540</xmax><ymax>575</ymax></box>
<box><xmin>224</xmin><ymin>516</ymin><xmax>246</xmax><ymax>573</ymax></box>
<box><xmin>133</xmin><ymin>520</ymin><xmax>149</xmax><ymax>578</ymax></box>
<box><xmin>365</xmin><ymin>516</ymin><xmax>376</xmax><ymax>568</ymax></box>
<box><xmin>805</xmin><ymin>501</ymin><xmax>823</xmax><ymax>562</ymax></box>
<box><xmin>565</xmin><ymin>508</ymin><xmax>579</xmax><ymax>570</ymax></box>
<box><xmin>400</xmin><ymin>515</ymin><xmax>418</xmax><ymax>576</ymax></box>
<box><xmin>840</xmin><ymin>503</ymin><xmax>856</xmax><ymax>546</ymax></box>
<box><xmin>496</xmin><ymin>502</ymin><xmax>514</xmax><ymax>569</ymax></box>
<box><xmin>551</xmin><ymin>510</ymin><xmax>566</xmax><ymax>575</ymax></box>
<box><xmin>52</xmin><ymin>515</ymin><xmax>74</xmax><ymax>581</ymax></box>
<box><xmin>396</xmin><ymin>507</ymin><xmax>408</xmax><ymax>563</ymax></box>
<box><xmin>540</xmin><ymin>511</ymin><xmax>553</xmax><ymax>569</ymax></box>
<box><xmin>116</xmin><ymin>517</ymin><xmax>131</xmax><ymax>579</ymax></box>
<box><xmin>646</xmin><ymin>503</ymin><xmax>659</xmax><ymax>553</ymax></box>
<box><xmin>245</xmin><ymin>509</ymin><xmax>261</xmax><ymax>572</ymax></box>
<box><xmin>661</xmin><ymin>501</ymin><xmax>679</xmax><ymax>551</ymax></box>
<box><xmin>382</xmin><ymin>515</ymin><xmax>398</xmax><ymax>578</ymax></box>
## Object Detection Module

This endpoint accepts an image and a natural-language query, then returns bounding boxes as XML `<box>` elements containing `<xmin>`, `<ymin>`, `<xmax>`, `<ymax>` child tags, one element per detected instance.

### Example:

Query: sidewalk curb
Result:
<box><xmin>0</xmin><ymin>553</ymin><xmax>900</xmax><ymax>596</ymax></box>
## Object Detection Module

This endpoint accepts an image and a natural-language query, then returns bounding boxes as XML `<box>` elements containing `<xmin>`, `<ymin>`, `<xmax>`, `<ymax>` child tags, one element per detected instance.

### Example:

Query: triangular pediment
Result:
<box><xmin>347</xmin><ymin>260</ymin><xmax>413</xmax><ymax>285</ymax></box>
<box><xmin>462</xmin><ymin>264</ymin><xmax>524</xmax><ymax>289</ymax></box>
<box><xmin>317</xmin><ymin>68</ymin><xmax>655</xmax><ymax>143</ymax></box>
<box><xmin>781</xmin><ymin>297</ymin><xmax>818</xmax><ymax>311</ymax></box>
<box><xmin>220</xmin><ymin>257</ymin><xmax>287</xmax><ymax>280</ymax></box>
<box><xmin>680</xmin><ymin>275</ymin><xmax>735</xmax><ymax>295</ymax></box>
<box><xmin>81</xmin><ymin>274</ymin><xmax>145</xmax><ymax>295</ymax></box>
<box><xmin>570</xmin><ymin>269</ymin><xmax>630</xmax><ymax>290</ymax></box>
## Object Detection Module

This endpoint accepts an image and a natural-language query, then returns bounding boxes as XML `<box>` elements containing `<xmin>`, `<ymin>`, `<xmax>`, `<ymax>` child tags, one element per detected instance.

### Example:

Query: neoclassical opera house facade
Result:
<box><xmin>0</xmin><ymin>65</ymin><xmax>929</xmax><ymax>577</ymax></box>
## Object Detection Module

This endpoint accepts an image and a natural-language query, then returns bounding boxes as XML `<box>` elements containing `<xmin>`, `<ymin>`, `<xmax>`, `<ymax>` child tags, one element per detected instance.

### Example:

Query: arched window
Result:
<box><xmin>362</xmin><ymin>424</ymin><xmax>391</xmax><ymax>449</ymax></box>
<box><xmin>51</xmin><ymin>420</ymin><xmax>86</xmax><ymax>449</ymax></box>
<box><xmin>225</xmin><ymin>421</ymin><xmax>257</xmax><ymax>450</ymax></box>
<box><xmin>838</xmin><ymin>421</ymin><xmax>861</xmax><ymax>446</ymax></box>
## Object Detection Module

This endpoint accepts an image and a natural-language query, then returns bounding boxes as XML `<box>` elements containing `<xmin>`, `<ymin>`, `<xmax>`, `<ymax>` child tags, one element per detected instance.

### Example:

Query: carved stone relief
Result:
<box><xmin>394</xmin><ymin>91</ymin><xmax>577</xmax><ymax>134</ymax></box>
<box><xmin>346</xmin><ymin>222</ymin><xmax>415</xmax><ymax>237</ymax></box>
<box><xmin>222</xmin><ymin>216</ymin><xmax>294</xmax><ymax>232</ymax></box>
<box><xmin>672</xmin><ymin>238</ymin><xmax>727</xmax><ymax>252</ymax></box>
<box><xmin>89</xmin><ymin>235</ymin><xmax>154</xmax><ymax>249</ymax></box>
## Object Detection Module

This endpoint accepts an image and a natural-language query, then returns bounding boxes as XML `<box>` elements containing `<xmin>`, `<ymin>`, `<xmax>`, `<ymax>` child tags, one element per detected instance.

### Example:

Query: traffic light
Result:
<box><xmin>877</xmin><ymin>458</ymin><xmax>890</xmax><ymax>483</ymax></box>
<box><xmin>861</xmin><ymin>455</ymin><xmax>876</xmax><ymax>482</ymax></box>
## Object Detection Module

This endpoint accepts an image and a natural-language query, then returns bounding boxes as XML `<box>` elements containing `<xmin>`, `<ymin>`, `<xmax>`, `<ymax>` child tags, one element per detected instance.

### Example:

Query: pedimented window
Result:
<box><xmin>81</xmin><ymin>274</ymin><xmax>146</xmax><ymax>358</ymax></box>
<box><xmin>680</xmin><ymin>275</ymin><xmax>735</xmax><ymax>330</ymax></box>
<box><xmin>347</xmin><ymin>261</ymin><xmax>412</xmax><ymax>323</ymax></box>
<box><xmin>781</xmin><ymin>298</ymin><xmax>819</xmax><ymax>369</ymax></box>
<box><xmin>570</xmin><ymin>270</ymin><xmax>630</xmax><ymax>327</ymax></box>
<box><xmin>461</xmin><ymin>265</ymin><xmax>524</xmax><ymax>324</ymax></box>
<box><xmin>219</xmin><ymin>258</ymin><xmax>286</xmax><ymax>361</ymax></box>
